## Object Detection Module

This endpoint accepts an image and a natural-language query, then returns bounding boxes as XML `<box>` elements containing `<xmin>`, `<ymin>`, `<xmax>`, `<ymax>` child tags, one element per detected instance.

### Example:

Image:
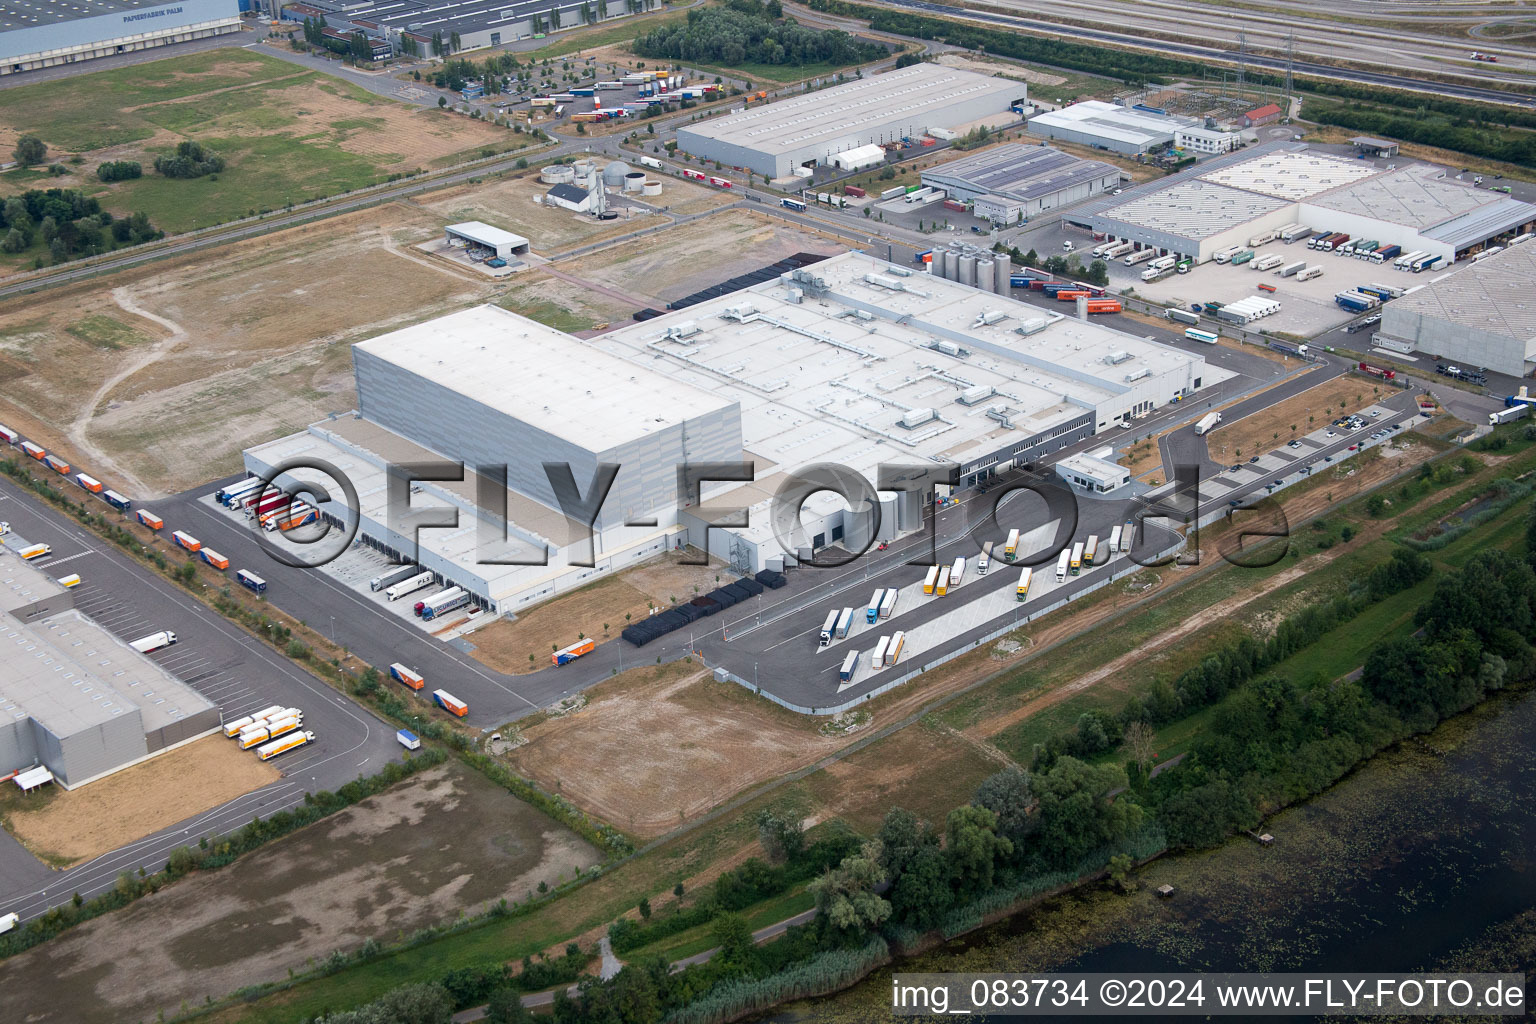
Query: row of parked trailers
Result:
<box><xmin>837</xmin><ymin>630</ymin><xmax>908</xmax><ymax>681</ymax></box>
<box><xmin>622</xmin><ymin>569</ymin><xmax>786</xmax><ymax>647</ymax></box>
<box><xmin>0</xmin><ymin>423</ymin><xmax>133</xmax><ymax>514</ymax></box>
<box><xmin>386</xmin><ymin>662</ymin><xmax>470</xmax><ymax>717</ymax></box>
<box><xmin>221</xmin><ymin>704</ymin><xmax>314</xmax><ymax>760</ymax></box>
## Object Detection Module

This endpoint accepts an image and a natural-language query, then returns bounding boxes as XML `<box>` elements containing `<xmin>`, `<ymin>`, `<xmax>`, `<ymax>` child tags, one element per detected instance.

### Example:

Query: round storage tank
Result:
<box><xmin>876</xmin><ymin>491</ymin><xmax>898</xmax><ymax>543</ymax></box>
<box><xmin>976</xmin><ymin>258</ymin><xmax>995</xmax><ymax>293</ymax></box>
<box><xmin>942</xmin><ymin>249</ymin><xmax>959</xmax><ymax>281</ymax></box>
<box><xmin>623</xmin><ymin>171</ymin><xmax>647</xmax><ymax>193</ymax></box>
<box><xmin>995</xmin><ymin>258</ymin><xmax>1011</xmax><ymax>293</ymax></box>
<box><xmin>603</xmin><ymin>160</ymin><xmax>631</xmax><ymax>186</ymax></box>
<box><xmin>541</xmin><ymin>164</ymin><xmax>575</xmax><ymax>184</ymax></box>
<box><xmin>959</xmin><ymin>255</ymin><xmax>977</xmax><ymax>288</ymax></box>
<box><xmin>896</xmin><ymin>487</ymin><xmax>924</xmax><ymax>532</ymax></box>
<box><xmin>642</xmin><ymin>180</ymin><xmax>662</xmax><ymax>196</ymax></box>
<box><xmin>572</xmin><ymin>159</ymin><xmax>596</xmax><ymax>179</ymax></box>
<box><xmin>842</xmin><ymin>494</ymin><xmax>878</xmax><ymax>554</ymax></box>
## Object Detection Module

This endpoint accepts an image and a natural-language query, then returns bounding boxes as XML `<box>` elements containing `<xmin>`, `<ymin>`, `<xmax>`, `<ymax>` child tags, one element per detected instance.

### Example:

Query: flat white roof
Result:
<box><xmin>593</xmin><ymin>251</ymin><xmax>1218</xmax><ymax>473</ymax></box>
<box><xmin>1388</xmin><ymin>241</ymin><xmax>1536</xmax><ymax>342</ymax></box>
<box><xmin>354</xmin><ymin>306</ymin><xmax>735</xmax><ymax>452</ymax></box>
<box><xmin>1057</xmin><ymin>451</ymin><xmax>1130</xmax><ymax>482</ymax></box>
<box><xmin>1198</xmin><ymin>150</ymin><xmax>1378</xmax><ymax>201</ymax></box>
<box><xmin>445</xmin><ymin>221</ymin><xmax>529</xmax><ymax>248</ymax></box>
<box><xmin>1308</xmin><ymin>163</ymin><xmax>1507</xmax><ymax>229</ymax></box>
<box><xmin>1100</xmin><ymin>179</ymin><xmax>1290</xmax><ymax>240</ymax></box>
<box><xmin>1028</xmin><ymin>100</ymin><xmax>1193</xmax><ymax>147</ymax></box>
<box><xmin>680</xmin><ymin>64</ymin><xmax>1021</xmax><ymax>153</ymax></box>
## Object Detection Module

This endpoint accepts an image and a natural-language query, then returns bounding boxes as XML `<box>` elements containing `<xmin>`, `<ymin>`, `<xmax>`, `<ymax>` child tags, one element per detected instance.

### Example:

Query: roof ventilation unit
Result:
<box><xmin>930</xmin><ymin>340</ymin><xmax>965</xmax><ymax>357</ymax></box>
<box><xmin>957</xmin><ymin>385</ymin><xmax>995</xmax><ymax>406</ymax></box>
<box><xmin>1104</xmin><ymin>350</ymin><xmax>1132</xmax><ymax>365</ymax></box>
<box><xmin>1125</xmin><ymin>368</ymin><xmax>1151</xmax><ymax>383</ymax></box>
<box><xmin>972</xmin><ymin>310</ymin><xmax>1008</xmax><ymax>327</ymax></box>
<box><xmin>665</xmin><ymin>321</ymin><xmax>701</xmax><ymax>340</ymax></box>
<box><xmin>1016</xmin><ymin>318</ymin><xmax>1048</xmax><ymax>336</ymax></box>
<box><xmin>900</xmin><ymin>408</ymin><xmax>937</xmax><ymax>428</ymax></box>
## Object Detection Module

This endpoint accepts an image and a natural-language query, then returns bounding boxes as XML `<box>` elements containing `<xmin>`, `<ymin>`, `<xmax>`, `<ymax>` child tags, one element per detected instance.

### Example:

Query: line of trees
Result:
<box><xmin>1306</xmin><ymin>101</ymin><xmax>1536</xmax><ymax>167</ymax></box>
<box><xmin>634</xmin><ymin>0</ymin><xmax>887</xmax><ymax>69</ymax></box>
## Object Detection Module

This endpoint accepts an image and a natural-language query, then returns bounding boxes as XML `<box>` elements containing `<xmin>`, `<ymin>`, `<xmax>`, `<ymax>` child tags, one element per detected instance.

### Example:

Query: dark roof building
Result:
<box><xmin>921</xmin><ymin>144</ymin><xmax>1121</xmax><ymax>225</ymax></box>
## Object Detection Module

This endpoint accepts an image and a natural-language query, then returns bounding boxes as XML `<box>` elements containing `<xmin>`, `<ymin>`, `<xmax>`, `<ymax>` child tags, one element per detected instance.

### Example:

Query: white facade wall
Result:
<box><xmin>1295</xmin><ymin>203</ymin><xmax>1455</xmax><ymax>265</ymax></box>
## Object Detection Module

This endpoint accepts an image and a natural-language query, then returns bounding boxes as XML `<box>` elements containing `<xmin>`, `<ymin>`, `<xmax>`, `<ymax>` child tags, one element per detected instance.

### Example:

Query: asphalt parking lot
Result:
<box><xmin>0</xmin><ymin>475</ymin><xmax>403</xmax><ymax>923</ymax></box>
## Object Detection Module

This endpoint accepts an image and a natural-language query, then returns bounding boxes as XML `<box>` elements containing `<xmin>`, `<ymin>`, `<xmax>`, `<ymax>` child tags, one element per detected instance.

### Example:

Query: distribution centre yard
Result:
<box><xmin>0</xmin><ymin>735</ymin><xmax>278</xmax><ymax>868</ymax></box>
<box><xmin>0</xmin><ymin>49</ymin><xmax>526</xmax><ymax>238</ymax></box>
<box><xmin>0</xmin><ymin>761</ymin><xmax>601</xmax><ymax>1024</ymax></box>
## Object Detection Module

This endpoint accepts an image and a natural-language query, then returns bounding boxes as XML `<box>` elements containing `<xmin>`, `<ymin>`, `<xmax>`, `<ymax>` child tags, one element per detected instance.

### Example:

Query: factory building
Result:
<box><xmin>1376</xmin><ymin>240</ymin><xmax>1536</xmax><ymax>376</ymax></box>
<box><xmin>920</xmin><ymin>145</ymin><xmax>1120</xmax><ymax>226</ymax></box>
<box><xmin>1075</xmin><ymin>143</ymin><xmax>1536</xmax><ymax>266</ymax></box>
<box><xmin>1026</xmin><ymin>100</ymin><xmax>1196</xmax><ymax>156</ymax></box>
<box><xmin>675</xmin><ymin>64</ymin><xmax>1024</xmax><ymax>179</ymax></box>
<box><xmin>292</xmin><ymin>0</ymin><xmax>640</xmax><ymax>53</ymax></box>
<box><xmin>247</xmin><ymin>252</ymin><xmax>1224</xmax><ymax>609</ymax></box>
<box><xmin>0</xmin><ymin>0</ymin><xmax>241</xmax><ymax>76</ymax></box>
<box><xmin>0</xmin><ymin>551</ymin><xmax>219</xmax><ymax>788</ymax></box>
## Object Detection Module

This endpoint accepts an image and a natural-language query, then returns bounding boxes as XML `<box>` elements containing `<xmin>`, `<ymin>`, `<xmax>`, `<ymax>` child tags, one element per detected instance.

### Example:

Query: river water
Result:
<box><xmin>769</xmin><ymin>688</ymin><xmax>1536</xmax><ymax>1022</ymax></box>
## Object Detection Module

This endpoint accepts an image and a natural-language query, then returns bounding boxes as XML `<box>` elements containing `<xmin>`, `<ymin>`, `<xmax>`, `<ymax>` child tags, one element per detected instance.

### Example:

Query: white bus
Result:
<box><xmin>1185</xmin><ymin>328</ymin><xmax>1219</xmax><ymax>344</ymax></box>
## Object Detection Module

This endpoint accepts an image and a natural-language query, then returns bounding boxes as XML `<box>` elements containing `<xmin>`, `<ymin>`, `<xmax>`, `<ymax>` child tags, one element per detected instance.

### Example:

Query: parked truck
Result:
<box><xmin>1166</xmin><ymin>308</ymin><xmax>1201</xmax><ymax>325</ymax></box>
<box><xmin>433</xmin><ymin>689</ymin><xmax>469</xmax><ymax>718</ymax></box>
<box><xmin>1335</xmin><ymin>290</ymin><xmax>1381</xmax><ymax>312</ymax></box>
<box><xmin>257</xmin><ymin>730</ymin><xmax>314</xmax><ymax>761</ymax></box>
<box><xmin>1195</xmin><ymin>412</ymin><xmax>1222</xmax><ymax>435</ymax></box>
<box><xmin>416</xmin><ymin>586</ymin><xmax>465</xmax><ymax>618</ymax></box>
<box><xmin>421</xmin><ymin>588</ymin><xmax>471</xmax><ymax>621</ymax></box>
<box><xmin>839</xmin><ymin>650</ymin><xmax>860</xmax><ymax>682</ymax></box>
<box><xmin>819</xmin><ymin>609</ymin><xmax>839</xmax><ymax>648</ymax></box>
<box><xmin>1491</xmin><ymin>405</ymin><xmax>1531</xmax><ymax>426</ymax></box>
<box><xmin>135</xmin><ymin>508</ymin><xmax>164</xmax><ymax>530</ymax></box>
<box><xmin>1373</xmin><ymin>244</ymin><xmax>1402</xmax><ymax>264</ymax></box>
<box><xmin>1296</xmin><ymin>265</ymin><xmax>1324</xmax><ymax>281</ymax></box>
<box><xmin>199</xmin><ymin>548</ymin><xmax>230</xmax><ymax>571</ymax></box>
<box><xmin>1230</xmin><ymin>249</ymin><xmax>1256</xmax><ymax>266</ymax></box>
<box><xmin>42</xmin><ymin>454</ymin><xmax>70</xmax><ymax>475</ymax></box>
<box><xmin>1124</xmin><ymin>247</ymin><xmax>1157</xmax><ymax>265</ymax></box>
<box><xmin>390</xmin><ymin>662</ymin><xmax>425</xmax><ymax>690</ymax></box>
<box><xmin>130</xmin><ymin>630</ymin><xmax>177</xmax><ymax>653</ymax></box>
<box><xmin>385</xmin><ymin>571</ymin><xmax>435</xmax><ymax>602</ymax></box>
<box><xmin>369</xmin><ymin>564</ymin><xmax>421</xmax><ymax>592</ymax></box>
<box><xmin>1278</xmin><ymin>261</ymin><xmax>1306</xmax><ymax>278</ymax></box>
<box><xmin>553</xmin><ymin>638</ymin><xmax>596</xmax><ymax>665</ymax></box>
<box><xmin>835</xmin><ymin>606</ymin><xmax>855</xmax><ymax>638</ymax></box>
<box><xmin>1252</xmin><ymin>254</ymin><xmax>1285</xmax><ymax>271</ymax></box>
<box><xmin>1281</xmin><ymin>225</ymin><xmax>1314</xmax><ymax>243</ymax></box>
<box><xmin>172</xmin><ymin>530</ymin><xmax>201</xmax><ymax>553</ymax></box>
<box><xmin>1247</xmin><ymin>230</ymin><xmax>1277</xmax><ymax>248</ymax></box>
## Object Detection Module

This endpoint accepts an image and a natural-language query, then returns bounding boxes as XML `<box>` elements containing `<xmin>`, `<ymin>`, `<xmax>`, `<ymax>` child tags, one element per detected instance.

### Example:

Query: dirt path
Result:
<box><xmin>970</xmin><ymin>563</ymin><xmax>1307</xmax><ymax>740</ymax></box>
<box><xmin>540</xmin><ymin>262</ymin><xmax>662</xmax><ymax>311</ymax></box>
<box><xmin>64</xmin><ymin>286</ymin><xmax>187</xmax><ymax>494</ymax></box>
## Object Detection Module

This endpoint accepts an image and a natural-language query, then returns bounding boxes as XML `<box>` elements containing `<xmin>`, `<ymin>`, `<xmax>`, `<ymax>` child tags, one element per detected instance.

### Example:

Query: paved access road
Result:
<box><xmin>0</xmin><ymin>476</ymin><xmax>404</xmax><ymax>924</ymax></box>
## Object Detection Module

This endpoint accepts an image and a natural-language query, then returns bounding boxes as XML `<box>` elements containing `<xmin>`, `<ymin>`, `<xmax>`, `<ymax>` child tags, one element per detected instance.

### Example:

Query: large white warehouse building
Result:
<box><xmin>1377</xmin><ymin>241</ymin><xmax>1536</xmax><ymax>376</ymax></box>
<box><xmin>0</xmin><ymin>552</ymin><xmax>219</xmax><ymax>788</ymax></box>
<box><xmin>0</xmin><ymin>0</ymin><xmax>241</xmax><ymax>75</ymax></box>
<box><xmin>247</xmin><ymin>251</ymin><xmax>1225</xmax><ymax>614</ymax></box>
<box><xmin>1075</xmin><ymin>143</ymin><xmax>1536</xmax><ymax>266</ymax></box>
<box><xmin>675</xmin><ymin>64</ymin><xmax>1025</xmax><ymax>179</ymax></box>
